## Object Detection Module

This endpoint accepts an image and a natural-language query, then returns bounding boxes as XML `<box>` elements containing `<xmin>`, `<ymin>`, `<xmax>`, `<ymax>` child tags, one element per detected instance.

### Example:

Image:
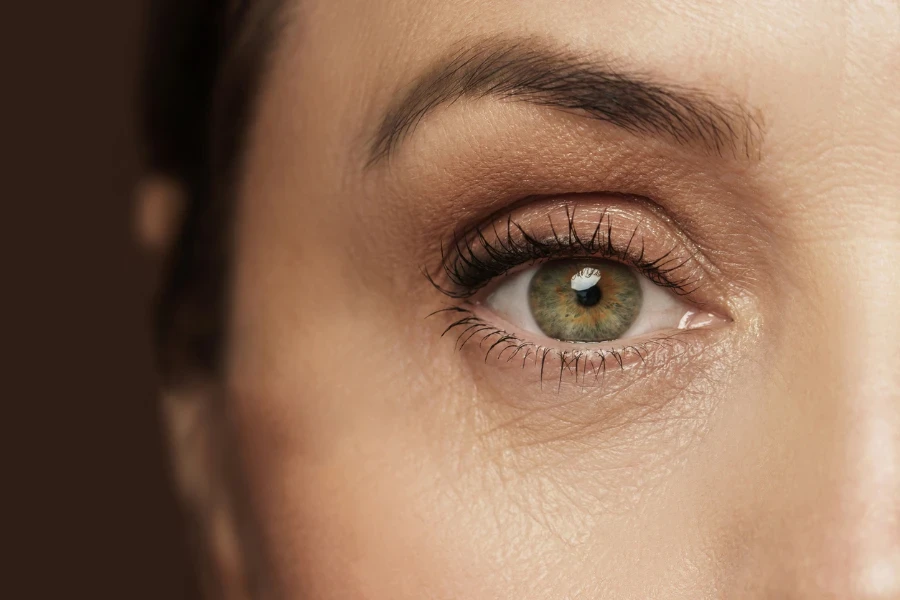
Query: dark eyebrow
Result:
<box><xmin>367</xmin><ymin>37</ymin><xmax>763</xmax><ymax>166</ymax></box>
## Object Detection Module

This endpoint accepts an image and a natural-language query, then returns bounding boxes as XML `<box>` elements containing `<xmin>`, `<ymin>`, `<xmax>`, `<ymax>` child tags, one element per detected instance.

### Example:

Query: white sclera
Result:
<box><xmin>486</xmin><ymin>263</ymin><xmax>698</xmax><ymax>342</ymax></box>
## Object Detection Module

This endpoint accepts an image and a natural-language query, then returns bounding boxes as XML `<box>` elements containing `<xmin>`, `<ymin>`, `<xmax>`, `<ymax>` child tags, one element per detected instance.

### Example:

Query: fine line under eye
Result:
<box><xmin>425</xmin><ymin>304</ymin><xmax>696</xmax><ymax>391</ymax></box>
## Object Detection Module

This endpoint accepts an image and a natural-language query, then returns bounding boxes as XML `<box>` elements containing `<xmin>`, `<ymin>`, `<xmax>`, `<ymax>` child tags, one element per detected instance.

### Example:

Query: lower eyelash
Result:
<box><xmin>429</xmin><ymin>306</ymin><xmax>690</xmax><ymax>391</ymax></box>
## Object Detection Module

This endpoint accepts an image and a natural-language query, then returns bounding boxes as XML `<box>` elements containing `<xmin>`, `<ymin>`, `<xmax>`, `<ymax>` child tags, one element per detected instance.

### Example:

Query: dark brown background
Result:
<box><xmin>7</xmin><ymin>2</ymin><xmax>200</xmax><ymax>598</ymax></box>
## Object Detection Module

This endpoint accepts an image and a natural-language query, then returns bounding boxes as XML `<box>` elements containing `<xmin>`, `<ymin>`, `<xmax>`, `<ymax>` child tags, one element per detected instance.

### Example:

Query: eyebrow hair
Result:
<box><xmin>368</xmin><ymin>37</ymin><xmax>763</xmax><ymax>166</ymax></box>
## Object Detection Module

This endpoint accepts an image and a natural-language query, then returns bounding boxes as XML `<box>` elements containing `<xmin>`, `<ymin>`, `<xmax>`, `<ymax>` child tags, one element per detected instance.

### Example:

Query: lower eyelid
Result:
<box><xmin>481</xmin><ymin>259</ymin><xmax>706</xmax><ymax>343</ymax></box>
<box><xmin>462</xmin><ymin>292</ymin><xmax>721</xmax><ymax>344</ymax></box>
<box><xmin>465</xmin><ymin>299</ymin><xmax>722</xmax><ymax>352</ymax></box>
<box><xmin>433</xmin><ymin>303</ymin><xmax>725</xmax><ymax>392</ymax></box>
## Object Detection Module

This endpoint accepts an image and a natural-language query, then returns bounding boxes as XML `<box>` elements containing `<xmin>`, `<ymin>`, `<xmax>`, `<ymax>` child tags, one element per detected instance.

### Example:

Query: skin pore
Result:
<box><xmin>144</xmin><ymin>1</ymin><xmax>899</xmax><ymax>598</ymax></box>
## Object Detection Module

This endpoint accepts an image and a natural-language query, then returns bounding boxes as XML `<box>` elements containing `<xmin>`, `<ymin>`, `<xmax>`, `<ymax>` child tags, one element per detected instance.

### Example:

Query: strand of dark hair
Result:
<box><xmin>139</xmin><ymin>0</ymin><xmax>283</xmax><ymax>384</ymax></box>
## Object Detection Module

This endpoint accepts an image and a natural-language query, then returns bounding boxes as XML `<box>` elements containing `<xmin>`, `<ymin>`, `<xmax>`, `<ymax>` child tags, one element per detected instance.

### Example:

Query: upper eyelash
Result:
<box><xmin>427</xmin><ymin>206</ymin><xmax>700</xmax><ymax>299</ymax></box>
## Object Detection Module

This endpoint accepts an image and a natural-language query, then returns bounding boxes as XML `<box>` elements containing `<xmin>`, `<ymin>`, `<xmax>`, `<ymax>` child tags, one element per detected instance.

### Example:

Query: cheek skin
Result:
<box><xmin>227</xmin><ymin>292</ymin><xmax>755</xmax><ymax>600</ymax></box>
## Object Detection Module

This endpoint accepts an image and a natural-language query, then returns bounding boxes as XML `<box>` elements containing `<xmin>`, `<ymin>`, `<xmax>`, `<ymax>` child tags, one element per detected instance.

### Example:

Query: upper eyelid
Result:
<box><xmin>428</xmin><ymin>201</ymin><xmax>705</xmax><ymax>299</ymax></box>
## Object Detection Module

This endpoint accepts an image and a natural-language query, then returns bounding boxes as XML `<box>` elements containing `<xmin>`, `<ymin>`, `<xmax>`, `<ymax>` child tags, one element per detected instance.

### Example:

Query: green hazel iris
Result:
<box><xmin>528</xmin><ymin>259</ymin><xmax>643</xmax><ymax>342</ymax></box>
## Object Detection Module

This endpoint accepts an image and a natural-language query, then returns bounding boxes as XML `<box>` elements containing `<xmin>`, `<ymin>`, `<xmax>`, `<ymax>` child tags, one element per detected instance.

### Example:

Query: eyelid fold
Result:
<box><xmin>431</xmin><ymin>195</ymin><xmax>724</xmax><ymax>310</ymax></box>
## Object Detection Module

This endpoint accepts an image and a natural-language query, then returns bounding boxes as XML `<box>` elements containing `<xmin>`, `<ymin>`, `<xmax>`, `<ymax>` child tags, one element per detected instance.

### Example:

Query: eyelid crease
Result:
<box><xmin>426</xmin><ymin>198</ymin><xmax>709</xmax><ymax>305</ymax></box>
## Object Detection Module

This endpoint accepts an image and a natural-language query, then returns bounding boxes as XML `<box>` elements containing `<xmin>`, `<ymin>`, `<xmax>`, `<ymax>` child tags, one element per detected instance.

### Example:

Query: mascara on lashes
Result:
<box><xmin>427</xmin><ymin>206</ymin><xmax>700</xmax><ymax>300</ymax></box>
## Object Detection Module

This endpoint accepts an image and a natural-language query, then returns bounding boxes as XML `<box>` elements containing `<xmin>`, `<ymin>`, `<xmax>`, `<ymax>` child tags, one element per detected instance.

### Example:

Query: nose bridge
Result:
<box><xmin>832</xmin><ymin>229</ymin><xmax>900</xmax><ymax>403</ymax></box>
<box><xmin>765</xmin><ymin>222</ymin><xmax>900</xmax><ymax>596</ymax></box>
<box><xmin>778</xmin><ymin>382</ymin><xmax>900</xmax><ymax>598</ymax></box>
<box><xmin>812</xmin><ymin>383</ymin><xmax>900</xmax><ymax>597</ymax></box>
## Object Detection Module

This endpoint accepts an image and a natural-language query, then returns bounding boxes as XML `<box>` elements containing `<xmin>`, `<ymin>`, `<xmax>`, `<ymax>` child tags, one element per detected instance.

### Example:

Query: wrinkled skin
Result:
<box><xmin>148</xmin><ymin>1</ymin><xmax>900</xmax><ymax>598</ymax></box>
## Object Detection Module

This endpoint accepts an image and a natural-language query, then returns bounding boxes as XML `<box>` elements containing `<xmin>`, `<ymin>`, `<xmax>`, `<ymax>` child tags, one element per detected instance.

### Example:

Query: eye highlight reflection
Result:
<box><xmin>487</xmin><ymin>258</ymin><xmax>700</xmax><ymax>346</ymax></box>
<box><xmin>527</xmin><ymin>260</ymin><xmax>642</xmax><ymax>342</ymax></box>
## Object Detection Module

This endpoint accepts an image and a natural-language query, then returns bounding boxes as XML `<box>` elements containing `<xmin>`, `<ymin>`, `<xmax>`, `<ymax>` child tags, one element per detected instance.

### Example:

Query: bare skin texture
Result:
<box><xmin>145</xmin><ymin>1</ymin><xmax>900</xmax><ymax>598</ymax></box>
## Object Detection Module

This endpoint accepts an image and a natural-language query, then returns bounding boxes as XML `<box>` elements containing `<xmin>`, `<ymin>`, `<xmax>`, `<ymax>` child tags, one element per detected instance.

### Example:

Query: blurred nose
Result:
<box><xmin>797</xmin><ymin>385</ymin><xmax>900</xmax><ymax>598</ymax></box>
<box><xmin>774</xmin><ymin>245</ymin><xmax>900</xmax><ymax>600</ymax></box>
<box><xmin>748</xmin><ymin>235</ymin><xmax>900</xmax><ymax>598</ymax></box>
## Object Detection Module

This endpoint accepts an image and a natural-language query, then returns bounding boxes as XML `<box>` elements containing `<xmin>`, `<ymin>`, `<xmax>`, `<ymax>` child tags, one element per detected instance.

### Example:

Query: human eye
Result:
<box><xmin>487</xmin><ymin>258</ymin><xmax>699</xmax><ymax>342</ymax></box>
<box><xmin>427</xmin><ymin>196</ymin><xmax>730</xmax><ymax>388</ymax></box>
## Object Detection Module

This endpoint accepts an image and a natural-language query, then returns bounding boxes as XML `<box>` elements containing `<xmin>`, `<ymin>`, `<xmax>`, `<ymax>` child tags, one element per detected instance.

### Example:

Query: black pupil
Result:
<box><xmin>574</xmin><ymin>285</ymin><xmax>602</xmax><ymax>307</ymax></box>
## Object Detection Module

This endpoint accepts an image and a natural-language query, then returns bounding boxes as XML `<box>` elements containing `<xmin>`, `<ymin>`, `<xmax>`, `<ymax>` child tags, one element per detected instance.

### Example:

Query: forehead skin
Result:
<box><xmin>224</xmin><ymin>1</ymin><xmax>899</xmax><ymax>598</ymax></box>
